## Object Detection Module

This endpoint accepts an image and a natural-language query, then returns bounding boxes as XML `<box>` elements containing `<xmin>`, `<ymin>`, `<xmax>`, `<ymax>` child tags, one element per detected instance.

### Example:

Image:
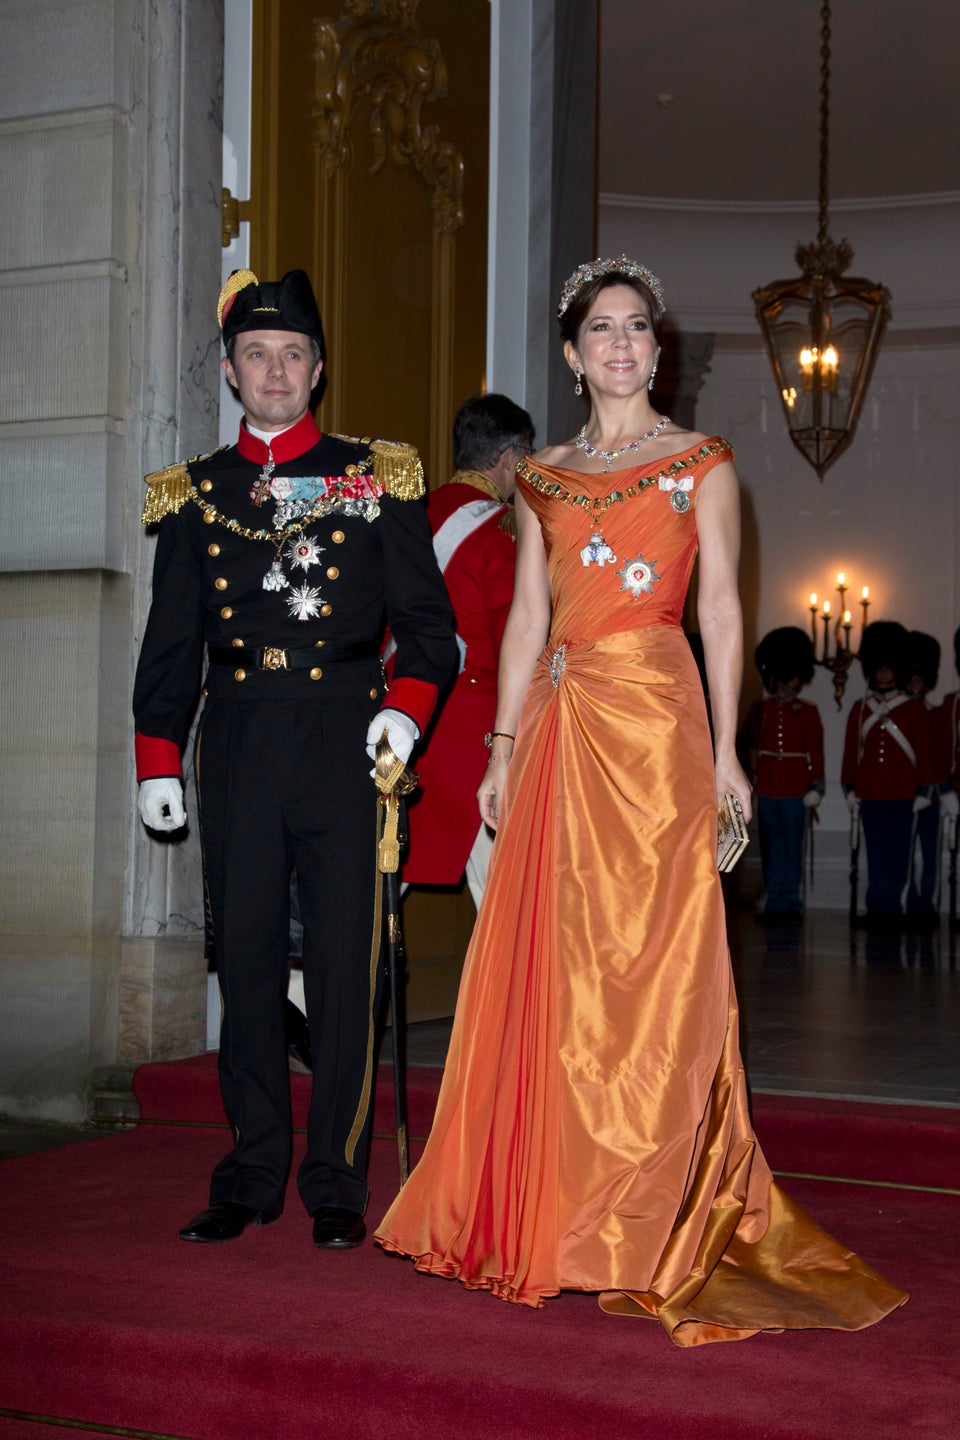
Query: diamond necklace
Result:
<box><xmin>575</xmin><ymin>414</ymin><xmax>671</xmax><ymax>472</ymax></box>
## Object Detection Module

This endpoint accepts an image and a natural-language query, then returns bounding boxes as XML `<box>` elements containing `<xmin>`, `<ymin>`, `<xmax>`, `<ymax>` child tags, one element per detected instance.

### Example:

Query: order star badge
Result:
<box><xmin>286</xmin><ymin>534</ymin><xmax>324</xmax><ymax>572</ymax></box>
<box><xmin>617</xmin><ymin>554</ymin><xmax>661</xmax><ymax>598</ymax></box>
<box><xmin>286</xmin><ymin>583</ymin><xmax>324</xmax><ymax>621</ymax></box>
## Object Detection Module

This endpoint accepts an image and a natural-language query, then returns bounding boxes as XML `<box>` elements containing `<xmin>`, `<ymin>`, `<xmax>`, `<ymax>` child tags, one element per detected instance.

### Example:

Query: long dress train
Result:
<box><xmin>375</xmin><ymin>440</ymin><xmax>908</xmax><ymax>1346</ymax></box>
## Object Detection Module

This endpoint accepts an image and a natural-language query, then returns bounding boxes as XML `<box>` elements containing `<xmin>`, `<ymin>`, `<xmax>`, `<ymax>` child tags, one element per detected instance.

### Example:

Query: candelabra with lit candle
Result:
<box><xmin>805</xmin><ymin>572</ymin><xmax>872</xmax><ymax>708</ymax></box>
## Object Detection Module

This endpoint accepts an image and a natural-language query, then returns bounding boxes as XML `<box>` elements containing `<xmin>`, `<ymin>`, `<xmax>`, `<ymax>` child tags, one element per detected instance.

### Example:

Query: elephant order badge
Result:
<box><xmin>581</xmin><ymin>527</ymin><xmax>617</xmax><ymax>567</ymax></box>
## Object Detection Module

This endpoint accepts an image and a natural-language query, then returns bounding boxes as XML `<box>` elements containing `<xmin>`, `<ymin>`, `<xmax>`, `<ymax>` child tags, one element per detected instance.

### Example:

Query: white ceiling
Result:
<box><xmin>598</xmin><ymin>0</ymin><xmax>959</xmax><ymax>204</ymax></box>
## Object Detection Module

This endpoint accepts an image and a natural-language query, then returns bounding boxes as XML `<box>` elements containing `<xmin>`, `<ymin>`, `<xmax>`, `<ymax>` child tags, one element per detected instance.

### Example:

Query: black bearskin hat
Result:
<box><xmin>754</xmin><ymin>627</ymin><xmax>815</xmax><ymax>690</ymax></box>
<box><xmin>217</xmin><ymin>268</ymin><xmax>325</xmax><ymax>359</ymax></box>
<box><xmin>858</xmin><ymin>620</ymin><xmax>909</xmax><ymax>689</ymax></box>
<box><xmin>906</xmin><ymin>631</ymin><xmax>940</xmax><ymax>690</ymax></box>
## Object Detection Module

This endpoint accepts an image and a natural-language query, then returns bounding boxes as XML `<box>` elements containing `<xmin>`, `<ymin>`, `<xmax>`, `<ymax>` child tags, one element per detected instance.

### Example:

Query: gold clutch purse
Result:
<box><xmin>717</xmin><ymin>794</ymin><xmax>749</xmax><ymax>873</ymax></box>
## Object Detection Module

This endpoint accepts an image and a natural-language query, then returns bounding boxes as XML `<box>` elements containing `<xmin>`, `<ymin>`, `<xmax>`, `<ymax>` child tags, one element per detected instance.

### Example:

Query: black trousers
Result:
<box><xmin>196</xmin><ymin>667</ymin><xmax>384</xmax><ymax>1217</ymax></box>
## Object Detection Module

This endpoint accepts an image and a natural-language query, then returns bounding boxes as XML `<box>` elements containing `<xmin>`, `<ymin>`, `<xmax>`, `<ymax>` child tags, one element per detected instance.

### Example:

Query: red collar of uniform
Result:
<box><xmin>236</xmin><ymin>411</ymin><xmax>321</xmax><ymax>465</ymax></box>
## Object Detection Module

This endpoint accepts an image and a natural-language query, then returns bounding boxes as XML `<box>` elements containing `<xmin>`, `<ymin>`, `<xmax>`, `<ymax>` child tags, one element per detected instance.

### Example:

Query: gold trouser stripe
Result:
<box><xmin>344</xmin><ymin>809</ymin><xmax>384</xmax><ymax>1166</ymax></box>
<box><xmin>0</xmin><ymin>1407</ymin><xmax>199</xmax><ymax>1440</ymax></box>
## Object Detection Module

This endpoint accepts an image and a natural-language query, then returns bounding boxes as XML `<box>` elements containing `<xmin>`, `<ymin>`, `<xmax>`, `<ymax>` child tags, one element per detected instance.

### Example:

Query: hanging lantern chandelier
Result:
<box><xmin>752</xmin><ymin>0</ymin><xmax>891</xmax><ymax>479</ymax></box>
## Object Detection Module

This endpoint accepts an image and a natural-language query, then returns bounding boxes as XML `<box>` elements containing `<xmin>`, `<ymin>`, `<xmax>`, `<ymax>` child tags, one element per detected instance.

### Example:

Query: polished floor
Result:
<box><xmin>1</xmin><ymin>908</ymin><xmax>957</xmax><ymax>1162</ymax></box>
<box><xmin>401</xmin><ymin>906</ymin><xmax>960</xmax><ymax>1108</ymax></box>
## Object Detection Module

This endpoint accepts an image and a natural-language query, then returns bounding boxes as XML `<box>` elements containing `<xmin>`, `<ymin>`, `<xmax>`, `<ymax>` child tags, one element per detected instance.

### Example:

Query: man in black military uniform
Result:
<box><xmin>133</xmin><ymin>269</ymin><xmax>457</xmax><ymax>1248</ymax></box>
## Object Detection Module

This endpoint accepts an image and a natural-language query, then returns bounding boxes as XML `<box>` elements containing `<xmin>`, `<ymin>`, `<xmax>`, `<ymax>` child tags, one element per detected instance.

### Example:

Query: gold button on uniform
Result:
<box><xmin>215</xmin><ymin>578</ymin><xmax>228</xmax><ymax>591</ymax></box>
<box><xmin>234</xmin><ymin>668</ymin><xmax>246</xmax><ymax>682</ymax></box>
<box><xmin>208</xmin><ymin>543</ymin><xmax>220</xmax><ymax>556</ymax></box>
<box><xmin>314</xmin><ymin>639</ymin><xmax>326</xmax><ymax>648</ymax></box>
<box><xmin>369</xmin><ymin>688</ymin><xmax>378</xmax><ymax>700</ymax></box>
<box><xmin>220</xmin><ymin>606</ymin><xmax>233</xmax><ymax>619</ymax></box>
<box><xmin>326</xmin><ymin>566</ymin><xmax>340</xmax><ymax>580</ymax></box>
<box><xmin>320</xmin><ymin>603</ymin><xmax>332</xmax><ymax>616</ymax></box>
<box><xmin>232</xmin><ymin>637</ymin><xmax>245</xmax><ymax>648</ymax></box>
<box><xmin>332</xmin><ymin>531</ymin><xmax>345</xmax><ymax>544</ymax></box>
<box><xmin>310</xmin><ymin>667</ymin><xmax>323</xmax><ymax>680</ymax></box>
<box><xmin>200</xmin><ymin>479</ymin><xmax>213</xmax><ymax>493</ymax></box>
<box><xmin>203</xmin><ymin>511</ymin><xmax>215</xmax><ymax>525</ymax></box>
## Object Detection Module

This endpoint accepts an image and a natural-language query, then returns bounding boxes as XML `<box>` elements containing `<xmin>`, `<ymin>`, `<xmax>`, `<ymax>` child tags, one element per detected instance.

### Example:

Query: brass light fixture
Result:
<box><xmin>753</xmin><ymin>1</ymin><xmax>891</xmax><ymax>479</ymax></box>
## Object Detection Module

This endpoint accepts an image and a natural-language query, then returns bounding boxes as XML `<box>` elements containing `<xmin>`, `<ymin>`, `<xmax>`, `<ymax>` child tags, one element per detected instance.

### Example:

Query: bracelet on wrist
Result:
<box><xmin>484</xmin><ymin>731</ymin><xmax>515</xmax><ymax>749</ymax></box>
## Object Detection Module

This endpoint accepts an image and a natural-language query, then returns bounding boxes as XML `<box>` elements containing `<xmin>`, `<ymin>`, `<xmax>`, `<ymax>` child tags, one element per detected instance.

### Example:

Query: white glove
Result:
<box><xmin>138</xmin><ymin>777</ymin><xmax>186</xmax><ymax>831</ymax></box>
<box><xmin>913</xmin><ymin>794</ymin><xmax>932</xmax><ymax>813</ymax></box>
<box><xmin>365</xmin><ymin>708</ymin><xmax>419</xmax><ymax>766</ymax></box>
<box><xmin>940</xmin><ymin>790</ymin><xmax>960</xmax><ymax>819</ymax></box>
<box><xmin>845</xmin><ymin>790</ymin><xmax>860</xmax><ymax>815</ymax></box>
<box><xmin>803</xmin><ymin>789</ymin><xmax>823</xmax><ymax>808</ymax></box>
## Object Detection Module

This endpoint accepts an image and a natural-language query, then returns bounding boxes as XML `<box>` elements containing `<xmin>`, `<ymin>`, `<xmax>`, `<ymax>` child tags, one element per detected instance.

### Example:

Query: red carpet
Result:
<box><xmin>1</xmin><ymin>1062</ymin><xmax>957</xmax><ymax>1440</ymax></box>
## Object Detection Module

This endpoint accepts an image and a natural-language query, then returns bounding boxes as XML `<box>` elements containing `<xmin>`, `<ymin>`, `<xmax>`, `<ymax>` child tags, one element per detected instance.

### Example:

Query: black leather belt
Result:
<box><xmin>208</xmin><ymin>640</ymin><xmax>380</xmax><ymax>671</ymax></box>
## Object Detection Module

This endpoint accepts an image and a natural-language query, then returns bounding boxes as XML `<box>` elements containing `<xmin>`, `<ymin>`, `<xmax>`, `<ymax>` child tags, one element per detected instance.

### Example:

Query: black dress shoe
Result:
<box><xmin>312</xmin><ymin>1206</ymin><xmax>366</xmax><ymax>1249</ymax></box>
<box><xmin>179</xmin><ymin>1201</ymin><xmax>279</xmax><ymax>1243</ymax></box>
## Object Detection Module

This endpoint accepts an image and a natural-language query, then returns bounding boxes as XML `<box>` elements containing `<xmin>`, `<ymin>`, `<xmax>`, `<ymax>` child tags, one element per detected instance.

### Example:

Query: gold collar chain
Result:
<box><xmin>517</xmin><ymin>441</ymin><xmax>726</xmax><ymax>518</ymax></box>
<box><xmin>189</xmin><ymin>479</ymin><xmax>355</xmax><ymax>547</ymax></box>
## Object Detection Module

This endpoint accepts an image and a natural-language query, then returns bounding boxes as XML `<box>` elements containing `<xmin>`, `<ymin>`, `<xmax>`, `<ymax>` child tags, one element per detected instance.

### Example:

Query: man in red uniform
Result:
<box><xmin>842</xmin><ymin>621</ymin><xmax>934</xmax><ymax>922</ymax></box>
<box><xmin>739</xmin><ymin>628</ymin><xmax>824</xmax><ymax>922</ymax></box>
<box><xmin>401</xmin><ymin>394</ymin><xmax>533</xmax><ymax>908</ymax></box>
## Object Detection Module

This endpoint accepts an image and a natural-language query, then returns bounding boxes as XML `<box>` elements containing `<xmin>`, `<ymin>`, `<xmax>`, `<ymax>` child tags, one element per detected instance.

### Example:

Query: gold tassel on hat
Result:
<box><xmin>141</xmin><ymin>462</ymin><xmax>195</xmax><ymax>526</ymax></box>
<box><xmin>371</xmin><ymin>439</ymin><xmax>425</xmax><ymax>501</ymax></box>
<box><xmin>217</xmin><ymin>268</ymin><xmax>258</xmax><ymax>330</ymax></box>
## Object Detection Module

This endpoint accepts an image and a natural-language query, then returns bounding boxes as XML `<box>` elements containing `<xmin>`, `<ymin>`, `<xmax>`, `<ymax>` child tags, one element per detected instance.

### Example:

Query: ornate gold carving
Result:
<box><xmin>314</xmin><ymin>3</ymin><xmax>464</xmax><ymax>234</ymax></box>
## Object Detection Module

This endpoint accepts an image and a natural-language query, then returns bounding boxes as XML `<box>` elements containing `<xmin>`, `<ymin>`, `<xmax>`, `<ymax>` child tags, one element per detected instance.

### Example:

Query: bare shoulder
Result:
<box><xmin>530</xmin><ymin>439</ymin><xmax>579</xmax><ymax>468</ymax></box>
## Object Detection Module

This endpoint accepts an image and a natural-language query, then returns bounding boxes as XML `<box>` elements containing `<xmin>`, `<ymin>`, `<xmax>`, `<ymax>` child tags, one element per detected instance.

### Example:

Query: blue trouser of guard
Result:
<box><xmin>758</xmin><ymin>795</ymin><xmax>806</xmax><ymax>914</ymax></box>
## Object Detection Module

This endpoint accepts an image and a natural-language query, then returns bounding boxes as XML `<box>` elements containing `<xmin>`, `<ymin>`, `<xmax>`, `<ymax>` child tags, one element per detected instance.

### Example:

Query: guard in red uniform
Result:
<box><xmin>936</xmin><ymin>627</ymin><xmax>960</xmax><ymax>921</ymax></box>
<box><xmin>133</xmin><ymin>269</ymin><xmax>456</xmax><ymax>1249</ymax></box>
<box><xmin>739</xmin><ymin>627</ymin><xmax>824</xmax><ymax>921</ymax></box>
<box><xmin>841</xmin><ymin>621</ymin><xmax>934</xmax><ymax>921</ymax></box>
<box><xmin>904</xmin><ymin>631</ymin><xmax>942</xmax><ymax>921</ymax></box>
<box><xmin>401</xmin><ymin>394</ymin><xmax>534</xmax><ymax>908</ymax></box>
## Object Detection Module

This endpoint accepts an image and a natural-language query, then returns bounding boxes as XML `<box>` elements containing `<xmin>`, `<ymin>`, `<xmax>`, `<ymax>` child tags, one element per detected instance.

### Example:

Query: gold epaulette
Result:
<box><xmin>141</xmin><ymin>462</ymin><xmax>194</xmax><ymax>525</ymax></box>
<box><xmin>370</xmin><ymin>439</ymin><xmax>425</xmax><ymax>501</ymax></box>
<box><xmin>140</xmin><ymin>446</ymin><xmax>227</xmax><ymax>525</ymax></box>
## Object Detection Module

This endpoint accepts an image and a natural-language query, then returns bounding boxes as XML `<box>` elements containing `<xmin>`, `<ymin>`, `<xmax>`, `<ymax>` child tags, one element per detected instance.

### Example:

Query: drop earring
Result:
<box><xmin>574</xmin><ymin>369</ymin><xmax>583</xmax><ymax>397</ymax></box>
<box><xmin>648</xmin><ymin>362</ymin><xmax>658</xmax><ymax>393</ymax></box>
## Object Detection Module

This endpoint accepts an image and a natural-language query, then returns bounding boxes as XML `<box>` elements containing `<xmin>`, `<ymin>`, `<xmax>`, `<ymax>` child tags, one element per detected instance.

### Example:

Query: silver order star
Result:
<box><xmin>286</xmin><ymin>583</ymin><xmax>324</xmax><ymax>621</ymax></box>
<box><xmin>286</xmin><ymin>533</ymin><xmax>324</xmax><ymax>572</ymax></box>
<box><xmin>617</xmin><ymin>553</ymin><xmax>661</xmax><ymax>598</ymax></box>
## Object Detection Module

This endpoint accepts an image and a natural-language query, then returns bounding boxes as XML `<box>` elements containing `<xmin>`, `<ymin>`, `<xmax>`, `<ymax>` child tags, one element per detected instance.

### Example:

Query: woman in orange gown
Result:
<box><xmin>375</xmin><ymin>257</ymin><xmax>907</xmax><ymax>1345</ymax></box>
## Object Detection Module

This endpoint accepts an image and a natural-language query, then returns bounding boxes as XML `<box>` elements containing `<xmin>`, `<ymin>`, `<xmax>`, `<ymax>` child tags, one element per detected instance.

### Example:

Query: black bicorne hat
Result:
<box><xmin>754</xmin><ymin>626</ymin><xmax>815</xmax><ymax>689</ymax></box>
<box><xmin>217</xmin><ymin>268</ymin><xmax>326</xmax><ymax>359</ymax></box>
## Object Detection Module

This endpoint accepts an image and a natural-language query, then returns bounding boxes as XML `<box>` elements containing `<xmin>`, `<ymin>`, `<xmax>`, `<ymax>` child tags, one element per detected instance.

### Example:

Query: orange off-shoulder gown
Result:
<box><xmin>375</xmin><ymin>440</ymin><xmax>908</xmax><ymax>1346</ymax></box>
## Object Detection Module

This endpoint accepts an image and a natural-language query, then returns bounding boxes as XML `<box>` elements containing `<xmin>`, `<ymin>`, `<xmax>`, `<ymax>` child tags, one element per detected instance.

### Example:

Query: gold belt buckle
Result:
<box><xmin>262</xmin><ymin>646</ymin><xmax>288</xmax><ymax>670</ymax></box>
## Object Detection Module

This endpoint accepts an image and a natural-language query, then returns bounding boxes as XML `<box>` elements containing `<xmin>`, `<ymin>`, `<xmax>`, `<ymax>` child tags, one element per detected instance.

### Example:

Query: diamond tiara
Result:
<box><xmin>557</xmin><ymin>256</ymin><xmax>665</xmax><ymax>320</ymax></box>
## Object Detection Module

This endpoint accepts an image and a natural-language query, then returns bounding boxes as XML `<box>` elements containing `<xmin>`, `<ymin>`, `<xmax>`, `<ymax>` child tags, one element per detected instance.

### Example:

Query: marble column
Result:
<box><xmin>0</xmin><ymin>0</ymin><xmax>223</xmax><ymax>1121</ymax></box>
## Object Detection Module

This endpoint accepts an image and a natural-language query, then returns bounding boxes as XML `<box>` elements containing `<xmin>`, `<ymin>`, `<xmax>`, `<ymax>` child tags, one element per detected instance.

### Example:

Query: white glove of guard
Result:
<box><xmin>845</xmin><ymin>790</ymin><xmax>860</xmax><ymax>815</ymax></box>
<box><xmin>138</xmin><ymin>777</ymin><xmax>186</xmax><ymax>831</ymax></box>
<box><xmin>365</xmin><ymin>708</ymin><xmax>419</xmax><ymax>767</ymax></box>
<box><xmin>940</xmin><ymin>790</ymin><xmax>960</xmax><ymax>819</ymax></box>
<box><xmin>803</xmin><ymin>789</ymin><xmax>823</xmax><ymax>808</ymax></box>
<box><xmin>913</xmin><ymin>794</ymin><xmax>932</xmax><ymax>813</ymax></box>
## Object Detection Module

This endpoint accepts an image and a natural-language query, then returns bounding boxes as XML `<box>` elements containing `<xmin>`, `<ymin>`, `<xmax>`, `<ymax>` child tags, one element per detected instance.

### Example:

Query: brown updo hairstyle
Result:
<box><xmin>559</xmin><ymin>271</ymin><xmax>664</xmax><ymax>347</ymax></box>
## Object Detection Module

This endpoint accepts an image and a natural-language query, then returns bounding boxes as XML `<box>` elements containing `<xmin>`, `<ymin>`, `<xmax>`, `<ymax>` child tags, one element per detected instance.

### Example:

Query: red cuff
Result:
<box><xmin>135</xmin><ymin>732</ymin><xmax>183</xmax><ymax>782</ymax></box>
<box><xmin>383</xmin><ymin>678</ymin><xmax>439</xmax><ymax>735</ymax></box>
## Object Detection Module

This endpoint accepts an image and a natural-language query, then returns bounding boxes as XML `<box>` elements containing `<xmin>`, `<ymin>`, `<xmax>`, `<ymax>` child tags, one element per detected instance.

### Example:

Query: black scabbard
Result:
<box><xmin>383</xmin><ymin>854</ymin><xmax>409</xmax><ymax>1187</ymax></box>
